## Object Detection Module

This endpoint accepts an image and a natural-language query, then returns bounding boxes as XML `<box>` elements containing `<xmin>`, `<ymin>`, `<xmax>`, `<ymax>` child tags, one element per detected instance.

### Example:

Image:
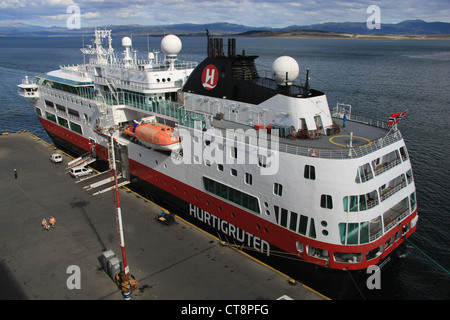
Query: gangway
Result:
<box><xmin>76</xmin><ymin>170</ymin><xmax>129</xmax><ymax>195</ymax></box>
<box><xmin>66</xmin><ymin>152</ymin><xmax>96</xmax><ymax>170</ymax></box>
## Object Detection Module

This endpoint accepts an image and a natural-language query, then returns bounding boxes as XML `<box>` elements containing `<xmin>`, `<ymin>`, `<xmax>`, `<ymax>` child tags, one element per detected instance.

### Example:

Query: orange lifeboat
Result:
<box><xmin>123</xmin><ymin>122</ymin><xmax>181</xmax><ymax>151</ymax></box>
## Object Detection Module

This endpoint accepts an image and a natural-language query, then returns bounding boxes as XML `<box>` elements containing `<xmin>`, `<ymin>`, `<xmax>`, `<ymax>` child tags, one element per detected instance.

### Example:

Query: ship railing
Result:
<box><xmin>177</xmin><ymin>120</ymin><xmax>402</xmax><ymax>160</ymax></box>
<box><xmin>94</xmin><ymin>76</ymin><xmax>184</xmax><ymax>92</ymax></box>
<box><xmin>379</xmin><ymin>179</ymin><xmax>407</xmax><ymax>202</ymax></box>
<box><xmin>88</xmin><ymin>58</ymin><xmax>198</xmax><ymax>72</ymax></box>
<box><xmin>373</xmin><ymin>158</ymin><xmax>402</xmax><ymax>176</ymax></box>
<box><xmin>332</xmin><ymin>103</ymin><xmax>390</xmax><ymax>130</ymax></box>
<box><xmin>275</xmin><ymin>131</ymin><xmax>401</xmax><ymax>159</ymax></box>
<box><xmin>38</xmin><ymin>85</ymin><xmax>97</xmax><ymax>109</ymax></box>
<box><xmin>21</xmin><ymin>78</ymin><xmax>37</xmax><ymax>85</ymax></box>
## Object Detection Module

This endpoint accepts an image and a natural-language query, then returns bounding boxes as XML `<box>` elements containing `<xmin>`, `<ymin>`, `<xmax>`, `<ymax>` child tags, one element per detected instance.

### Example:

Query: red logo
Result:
<box><xmin>201</xmin><ymin>64</ymin><xmax>219</xmax><ymax>90</ymax></box>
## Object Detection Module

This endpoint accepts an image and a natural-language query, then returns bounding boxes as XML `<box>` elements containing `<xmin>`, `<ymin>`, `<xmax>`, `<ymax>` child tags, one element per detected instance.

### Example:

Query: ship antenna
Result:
<box><xmin>305</xmin><ymin>69</ymin><xmax>310</xmax><ymax>91</ymax></box>
<box><xmin>206</xmin><ymin>29</ymin><xmax>210</xmax><ymax>57</ymax></box>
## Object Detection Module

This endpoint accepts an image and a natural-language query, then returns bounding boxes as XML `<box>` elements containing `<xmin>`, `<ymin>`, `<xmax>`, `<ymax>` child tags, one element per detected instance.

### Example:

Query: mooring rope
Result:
<box><xmin>406</xmin><ymin>238</ymin><xmax>450</xmax><ymax>275</ymax></box>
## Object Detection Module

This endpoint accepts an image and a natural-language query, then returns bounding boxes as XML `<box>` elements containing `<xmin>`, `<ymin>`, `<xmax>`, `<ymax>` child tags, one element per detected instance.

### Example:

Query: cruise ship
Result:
<box><xmin>18</xmin><ymin>29</ymin><xmax>418</xmax><ymax>272</ymax></box>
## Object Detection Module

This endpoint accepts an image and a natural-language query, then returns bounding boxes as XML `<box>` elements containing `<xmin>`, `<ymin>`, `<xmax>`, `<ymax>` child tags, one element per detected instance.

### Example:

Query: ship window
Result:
<box><xmin>69</xmin><ymin>121</ymin><xmax>82</xmax><ymax>134</ymax></box>
<box><xmin>309</xmin><ymin>218</ymin><xmax>316</xmax><ymax>239</ymax></box>
<box><xmin>410</xmin><ymin>191</ymin><xmax>416</xmax><ymax>211</ymax></box>
<box><xmin>57</xmin><ymin>116</ymin><xmax>69</xmax><ymax>128</ymax></box>
<box><xmin>35</xmin><ymin>107</ymin><xmax>42</xmax><ymax>117</ymax></box>
<box><xmin>299</xmin><ymin>215</ymin><xmax>308</xmax><ymax>235</ymax></box>
<box><xmin>217</xmin><ymin>164</ymin><xmax>223</xmax><ymax>171</ymax></box>
<box><xmin>231</xmin><ymin>146</ymin><xmax>237</xmax><ymax>159</ymax></box>
<box><xmin>406</xmin><ymin>169</ymin><xmax>413</xmax><ymax>184</ymax></box>
<box><xmin>67</xmin><ymin>108</ymin><xmax>79</xmax><ymax>117</ymax></box>
<box><xmin>280</xmin><ymin>208</ymin><xmax>288</xmax><ymax>227</ymax></box>
<box><xmin>45</xmin><ymin>111</ymin><xmax>56</xmax><ymax>123</ymax></box>
<box><xmin>45</xmin><ymin>100</ymin><xmax>54</xmax><ymax>108</ymax></box>
<box><xmin>355</xmin><ymin>163</ymin><xmax>373</xmax><ymax>183</ymax></box>
<box><xmin>273</xmin><ymin>183</ymin><xmax>283</xmax><ymax>196</ymax></box>
<box><xmin>274</xmin><ymin>205</ymin><xmax>279</xmax><ymax>224</ymax></box>
<box><xmin>203</xmin><ymin>177</ymin><xmax>260</xmax><ymax>214</ymax></box>
<box><xmin>244</xmin><ymin>172</ymin><xmax>252</xmax><ymax>185</ymax></box>
<box><xmin>399</xmin><ymin>146</ymin><xmax>409</xmax><ymax>161</ymax></box>
<box><xmin>320</xmin><ymin>194</ymin><xmax>333</xmax><ymax>209</ymax></box>
<box><xmin>290</xmin><ymin>212</ymin><xmax>298</xmax><ymax>232</ymax></box>
<box><xmin>339</xmin><ymin>223</ymin><xmax>347</xmax><ymax>244</ymax></box>
<box><xmin>231</xmin><ymin>168</ymin><xmax>237</xmax><ymax>176</ymax></box>
<box><xmin>360</xmin><ymin>221</ymin><xmax>369</xmax><ymax>244</ymax></box>
<box><xmin>347</xmin><ymin>223</ymin><xmax>359</xmax><ymax>245</ymax></box>
<box><xmin>304</xmin><ymin>165</ymin><xmax>316</xmax><ymax>180</ymax></box>
<box><xmin>344</xmin><ymin>190</ymin><xmax>379</xmax><ymax>212</ymax></box>
<box><xmin>366</xmin><ymin>245</ymin><xmax>383</xmax><ymax>261</ymax></box>
<box><xmin>55</xmin><ymin>104</ymin><xmax>66</xmax><ymax>112</ymax></box>
<box><xmin>258</xmin><ymin>155</ymin><xmax>267</xmax><ymax>168</ymax></box>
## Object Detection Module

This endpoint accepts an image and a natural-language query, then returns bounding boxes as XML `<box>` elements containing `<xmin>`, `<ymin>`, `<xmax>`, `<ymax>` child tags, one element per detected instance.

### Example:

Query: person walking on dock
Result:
<box><xmin>14</xmin><ymin>169</ymin><xmax>17</xmax><ymax>179</ymax></box>
<box><xmin>42</xmin><ymin>218</ymin><xmax>49</xmax><ymax>231</ymax></box>
<box><xmin>49</xmin><ymin>216</ymin><xmax>56</xmax><ymax>228</ymax></box>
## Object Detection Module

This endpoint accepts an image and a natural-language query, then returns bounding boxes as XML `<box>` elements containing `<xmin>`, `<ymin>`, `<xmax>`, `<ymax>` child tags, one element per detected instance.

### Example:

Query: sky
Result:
<box><xmin>0</xmin><ymin>0</ymin><xmax>449</xmax><ymax>28</ymax></box>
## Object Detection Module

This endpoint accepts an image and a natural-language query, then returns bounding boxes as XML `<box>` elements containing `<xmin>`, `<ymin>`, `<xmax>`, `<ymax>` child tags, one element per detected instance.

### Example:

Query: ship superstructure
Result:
<box><xmin>18</xmin><ymin>31</ymin><xmax>418</xmax><ymax>271</ymax></box>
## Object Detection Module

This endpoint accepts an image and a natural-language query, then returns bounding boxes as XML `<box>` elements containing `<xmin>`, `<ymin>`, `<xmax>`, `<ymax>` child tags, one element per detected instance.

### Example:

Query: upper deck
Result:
<box><xmin>209</xmin><ymin>111</ymin><xmax>399</xmax><ymax>160</ymax></box>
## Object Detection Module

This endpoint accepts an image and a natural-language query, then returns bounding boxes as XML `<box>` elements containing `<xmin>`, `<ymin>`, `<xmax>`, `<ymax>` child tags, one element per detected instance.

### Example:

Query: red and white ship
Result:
<box><xmin>18</xmin><ymin>30</ymin><xmax>418</xmax><ymax>271</ymax></box>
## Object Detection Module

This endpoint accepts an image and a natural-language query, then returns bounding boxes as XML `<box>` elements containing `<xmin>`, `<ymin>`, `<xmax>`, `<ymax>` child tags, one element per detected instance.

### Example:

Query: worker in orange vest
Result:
<box><xmin>49</xmin><ymin>216</ymin><xmax>56</xmax><ymax>228</ymax></box>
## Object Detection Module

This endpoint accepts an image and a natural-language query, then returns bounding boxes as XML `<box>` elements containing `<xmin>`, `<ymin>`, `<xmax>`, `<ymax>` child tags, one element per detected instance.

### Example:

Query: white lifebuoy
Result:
<box><xmin>310</xmin><ymin>149</ymin><xmax>318</xmax><ymax>157</ymax></box>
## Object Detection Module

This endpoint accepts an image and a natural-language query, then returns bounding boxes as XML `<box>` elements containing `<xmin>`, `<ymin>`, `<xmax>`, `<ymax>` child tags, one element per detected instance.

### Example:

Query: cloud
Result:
<box><xmin>0</xmin><ymin>0</ymin><xmax>448</xmax><ymax>28</ymax></box>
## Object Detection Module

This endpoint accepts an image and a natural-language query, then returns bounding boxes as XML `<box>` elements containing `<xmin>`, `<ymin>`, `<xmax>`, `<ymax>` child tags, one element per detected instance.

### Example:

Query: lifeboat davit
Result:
<box><xmin>123</xmin><ymin>122</ymin><xmax>181</xmax><ymax>151</ymax></box>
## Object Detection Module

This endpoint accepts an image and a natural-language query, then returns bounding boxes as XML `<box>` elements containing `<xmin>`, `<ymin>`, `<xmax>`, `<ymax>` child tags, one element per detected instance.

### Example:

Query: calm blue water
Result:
<box><xmin>1</xmin><ymin>35</ymin><xmax>449</xmax><ymax>299</ymax></box>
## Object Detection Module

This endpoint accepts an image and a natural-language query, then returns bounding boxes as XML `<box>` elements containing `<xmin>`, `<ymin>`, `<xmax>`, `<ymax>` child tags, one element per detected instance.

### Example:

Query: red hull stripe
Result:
<box><xmin>39</xmin><ymin>117</ymin><xmax>109</xmax><ymax>160</ymax></box>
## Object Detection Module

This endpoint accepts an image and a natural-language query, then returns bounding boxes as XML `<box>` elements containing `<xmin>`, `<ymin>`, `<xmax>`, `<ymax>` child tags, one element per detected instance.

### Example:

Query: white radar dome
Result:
<box><xmin>161</xmin><ymin>34</ymin><xmax>182</xmax><ymax>57</ymax></box>
<box><xmin>122</xmin><ymin>36</ymin><xmax>132</xmax><ymax>47</ymax></box>
<box><xmin>272</xmin><ymin>56</ymin><xmax>299</xmax><ymax>86</ymax></box>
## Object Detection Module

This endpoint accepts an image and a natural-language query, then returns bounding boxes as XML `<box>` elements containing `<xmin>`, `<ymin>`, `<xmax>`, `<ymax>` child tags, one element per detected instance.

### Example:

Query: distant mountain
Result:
<box><xmin>0</xmin><ymin>22</ymin><xmax>267</xmax><ymax>37</ymax></box>
<box><xmin>0</xmin><ymin>20</ymin><xmax>448</xmax><ymax>37</ymax></box>
<box><xmin>283</xmin><ymin>20</ymin><xmax>450</xmax><ymax>35</ymax></box>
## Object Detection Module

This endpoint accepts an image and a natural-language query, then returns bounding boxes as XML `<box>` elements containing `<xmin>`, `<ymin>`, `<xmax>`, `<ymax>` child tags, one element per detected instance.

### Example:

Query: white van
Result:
<box><xmin>50</xmin><ymin>153</ymin><xmax>63</xmax><ymax>163</ymax></box>
<box><xmin>70</xmin><ymin>166</ymin><xmax>93</xmax><ymax>178</ymax></box>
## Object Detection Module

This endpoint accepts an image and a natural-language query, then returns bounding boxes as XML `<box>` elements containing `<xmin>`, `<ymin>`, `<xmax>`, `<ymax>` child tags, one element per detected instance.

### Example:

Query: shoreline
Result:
<box><xmin>234</xmin><ymin>30</ymin><xmax>450</xmax><ymax>40</ymax></box>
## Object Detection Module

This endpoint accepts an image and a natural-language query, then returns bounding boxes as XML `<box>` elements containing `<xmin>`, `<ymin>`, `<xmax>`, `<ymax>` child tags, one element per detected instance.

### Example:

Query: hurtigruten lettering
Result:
<box><xmin>190</xmin><ymin>204</ymin><xmax>270</xmax><ymax>256</ymax></box>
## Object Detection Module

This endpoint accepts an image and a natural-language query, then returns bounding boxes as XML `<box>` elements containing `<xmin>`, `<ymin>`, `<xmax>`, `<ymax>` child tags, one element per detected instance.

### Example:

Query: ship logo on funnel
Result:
<box><xmin>202</xmin><ymin>64</ymin><xmax>219</xmax><ymax>90</ymax></box>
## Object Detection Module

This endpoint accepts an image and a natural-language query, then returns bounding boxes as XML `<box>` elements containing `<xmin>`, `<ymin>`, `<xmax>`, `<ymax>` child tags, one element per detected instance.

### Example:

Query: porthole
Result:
<box><xmin>321</xmin><ymin>220</ymin><xmax>328</xmax><ymax>227</ymax></box>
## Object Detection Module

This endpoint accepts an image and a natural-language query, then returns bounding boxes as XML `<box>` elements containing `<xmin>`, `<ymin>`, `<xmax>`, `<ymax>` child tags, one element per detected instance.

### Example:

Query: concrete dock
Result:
<box><xmin>0</xmin><ymin>132</ymin><xmax>327</xmax><ymax>301</ymax></box>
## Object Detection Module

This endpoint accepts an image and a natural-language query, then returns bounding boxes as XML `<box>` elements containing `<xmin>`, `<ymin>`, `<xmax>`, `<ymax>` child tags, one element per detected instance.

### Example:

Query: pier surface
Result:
<box><xmin>0</xmin><ymin>132</ymin><xmax>326</xmax><ymax>300</ymax></box>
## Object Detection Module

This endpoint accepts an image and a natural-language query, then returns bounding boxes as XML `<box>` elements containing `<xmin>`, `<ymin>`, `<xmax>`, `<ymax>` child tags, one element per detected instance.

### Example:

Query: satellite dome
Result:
<box><xmin>122</xmin><ymin>36</ymin><xmax>132</xmax><ymax>47</ymax></box>
<box><xmin>272</xmin><ymin>56</ymin><xmax>299</xmax><ymax>86</ymax></box>
<box><xmin>161</xmin><ymin>34</ymin><xmax>182</xmax><ymax>57</ymax></box>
